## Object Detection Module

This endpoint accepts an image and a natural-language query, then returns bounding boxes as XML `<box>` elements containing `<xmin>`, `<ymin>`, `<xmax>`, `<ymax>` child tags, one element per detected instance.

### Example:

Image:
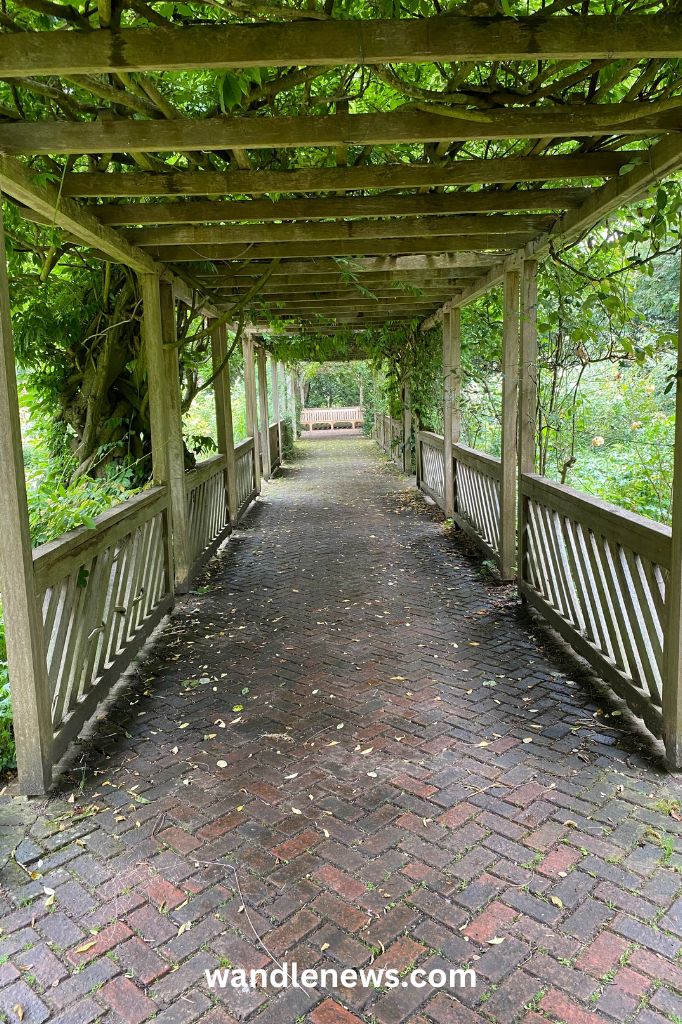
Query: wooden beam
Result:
<box><xmin>442</xmin><ymin>308</ymin><xmax>454</xmax><ymax>519</ymax></box>
<box><xmin>222</xmin><ymin>287</ymin><xmax>465</xmax><ymax>302</ymax></box>
<box><xmin>210</xmin><ymin>320</ymin><xmax>238</xmax><ymax>523</ymax></box>
<box><xmin>242</xmin><ymin>334</ymin><xmax>261</xmax><ymax>493</ymax></box>
<box><xmin>94</xmin><ymin>188</ymin><xmax>589</xmax><ymax>226</ymax></box>
<box><xmin>142</xmin><ymin>237</ymin><xmax>520</xmax><ymax>262</ymax></box>
<box><xmin>3</xmin><ymin>16</ymin><xmax>682</xmax><ymax>77</ymax></box>
<box><xmin>198</xmin><ymin>254</ymin><xmax>510</xmax><ymax>277</ymax></box>
<box><xmin>422</xmin><ymin>132</ymin><xmax>682</xmax><ymax>329</ymax></box>
<box><xmin>256</xmin><ymin>346</ymin><xmax>271</xmax><ymax>480</ymax></box>
<box><xmin>125</xmin><ymin>214</ymin><xmax>554</xmax><ymax>248</ymax></box>
<box><xmin>0</xmin><ymin>153</ymin><xmax>156</xmax><ymax>273</ymax></box>
<box><xmin>209</xmin><ymin>281</ymin><xmax>476</xmax><ymax>298</ymax></box>
<box><xmin>141</xmin><ymin>274</ymin><xmax>191</xmax><ymax>592</ymax></box>
<box><xmin>63</xmin><ymin>153</ymin><xmax>633</xmax><ymax>198</ymax></box>
<box><xmin>1</xmin><ymin>106</ymin><xmax>676</xmax><ymax>156</ymax></box>
<box><xmin>518</xmin><ymin>258</ymin><xmax>538</xmax><ymax>597</ymax></box>
<box><xmin>0</xmin><ymin>198</ymin><xmax>53</xmax><ymax>795</ymax></box>
<box><xmin>664</xmin><ymin>246</ymin><xmax>682</xmax><ymax>769</ymax></box>
<box><xmin>251</xmin><ymin>296</ymin><xmax>446</xmax><ymax>311</ymax></box>
<box><xmin>499</xmin><ymin>269</ymin><xmax>519</xmax><ymax>582</ymax></box>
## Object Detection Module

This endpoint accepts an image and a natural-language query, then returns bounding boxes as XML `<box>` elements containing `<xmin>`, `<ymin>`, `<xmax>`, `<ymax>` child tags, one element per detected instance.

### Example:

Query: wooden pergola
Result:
<box><xmin>0</xmin><ymin>7</ymin><xmax>681</xmax><ymax>793</ymax></box>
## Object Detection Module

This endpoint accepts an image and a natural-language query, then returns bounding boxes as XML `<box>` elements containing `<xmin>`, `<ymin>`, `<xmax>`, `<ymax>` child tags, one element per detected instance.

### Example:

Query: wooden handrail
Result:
<box><xmin>453</xmin><ymin>442</ymin><xmax>502</xmax><ymax>478</ymax></box>
<box><xmin>33</xmin><ymin>486</ymin><xmax>168</xmax><ymax>590</ymax></box>
<box><xmin>185</xmin><ymin>452</ymin><xmax>226</xmax><ymax>491</ymax></box>
<box><xmin>235</xmin><ymin>436</ymin><xmax>255</xmax><ymax>455</ymax></box>
<box><xmin>522</xmin><ymin>472</ymin><xmax>671</xmax><ymax>568</ymax></box>
<box><xmin>418</xmin><ymin>430</ymin><xmax>444</xmax><ymax>449</ymax></box>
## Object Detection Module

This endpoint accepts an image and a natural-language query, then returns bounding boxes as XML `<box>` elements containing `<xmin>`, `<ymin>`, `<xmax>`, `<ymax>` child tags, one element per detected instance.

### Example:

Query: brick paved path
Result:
<box><xmin>3</xmin><ymin>437</ymin><xmax>682</xmax><ymax>1024</ymax></box>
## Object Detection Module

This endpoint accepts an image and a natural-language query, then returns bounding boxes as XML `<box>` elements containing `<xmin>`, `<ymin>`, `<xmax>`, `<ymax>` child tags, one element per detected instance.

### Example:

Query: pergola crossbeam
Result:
<box><xmin>421</xmin><ymin>131</ymin><xmax>682</xmax><ymax>329</ymax></box>
<box><xmin>2</xmin><ymin>15</ymin><xmax>682</xmax><ymax>77</ymax></box>
<box><xmin>61</xmin><ymin>153</ymin><xmax>635</xmax><ymax>198</ymax></box>
<box><xmin>0</xmin><ymin>107</ymin><xmax>677</xmax><ymax>155</ymax></box>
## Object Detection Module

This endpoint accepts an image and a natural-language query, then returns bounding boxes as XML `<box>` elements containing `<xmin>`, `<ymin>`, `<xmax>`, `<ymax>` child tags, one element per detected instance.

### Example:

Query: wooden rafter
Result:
<box><xmin>61</xmin><ymin>153</ymin><xmax>634</xmax><ymax>197</ymax></box>
<box><xmin>124</xmin><ymin>214</ymin><xmax>554</xmax><ymax>248</ymax></box>
<box><xmin>1</xmin><ymin>106</ymin><xmax>678</xmax><ymax>155</ymax></box>
<box><xmin>141</xmin><ymin>237</ymin><xmax>521</xmax><ymax>261</ymax></box>
<box><xmin>2</xmin><ymin>16</ymin><xmax>682</xmax><ymax>77</ymax></box>
<box><xmin>422</xmin><ymin>131</ymin><xmax>682</xmax><ymax>329</ymax></box>
<box><xmin>92</xmin><ymin>188</ymin><xmax>591</xmax><ymax>226</ymax></box>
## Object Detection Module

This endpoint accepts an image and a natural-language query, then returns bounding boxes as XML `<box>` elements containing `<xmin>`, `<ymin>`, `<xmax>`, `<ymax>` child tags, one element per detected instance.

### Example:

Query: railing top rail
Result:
<box><xmin>453</xmin><ymin>442</ymin><xmax>502</xmax><ymax>477</ymax></box>
<box><xmin>185</xmin><ymin>452</ymin><xmax>227</xmax><ymax>490</ymax></box>
<box><xmin>33</xmin><ymin>485</ymin><xmax>168</xmax><ymax>589</ymax></box>
<box><xmin>522</xmin><ymin>471</ymin><xmax>671</xmax><ymax>567</ymax></box>
<box><xmin>235</xmin><ymin>436</ymin><xmax>255</xmax><ymax>455</ymax></box>
<box><xmin>418</xmin><ymin>430</ymin><xmax>445</xmax><ymax>448</ymax></box>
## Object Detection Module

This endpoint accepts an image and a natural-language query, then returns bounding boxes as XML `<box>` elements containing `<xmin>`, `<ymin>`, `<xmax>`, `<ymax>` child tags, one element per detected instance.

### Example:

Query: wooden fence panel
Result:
<box><xmin>269</xmin><ymin>422</ymin><xmax>281</xmax><ymax>471</ymax></box>
<box><xmin>186</xmin><ymin>453</ymin><xmax>230</xmax><ymax>576</ymax></box>
<box><xmin>418</xmin><ymin>431</ymin><xmax>445</xmax><ymax>508</ymax></box>
<box><xmin>235</xmin><ymin>437</ymin><xmax>258</xmax><ymax>519</ymax></box>
<box><xmin>453</xmin><ymin>443</ymin><xmax>502</xmax><ymax>563</ymax></box>
<box><xmin>33</xmin><ymin>487</ymin><xmax>172</xmax><ymax>761</ymax></box>
<box><xmin>520</xmin><ymin>472</ymin><xmax>668</xmax><ymax>738</ymax></box>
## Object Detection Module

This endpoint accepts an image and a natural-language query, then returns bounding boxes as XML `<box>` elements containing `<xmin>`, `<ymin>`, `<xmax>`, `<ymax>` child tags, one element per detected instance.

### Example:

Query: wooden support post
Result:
<box><xmin>402</xmin><ymin>382</ymin><xmax>412</xmax><ymax>474</ymax></box>
<box><xmin>451</xmin><ymin>306</ymin><xmax>462</xmax><ymax>444</ymax></box>
<box><xmin>288</xmin><ymin>371</ymin><xmax>298</xmax><ymax>437</ymax></box>
<box><xmin>242</xmin><ymin>333</ymin><xmax>261</xmax><ymax>492</ymax></box>
<box><xmin>442</xmin><ymin>307</ymin><xmax>455</xmax><ymax>518</ymax></box>
<box><xmin>664</xmin><ymin>249</ymin><xmax>682</xmax><ymax>769</ymax></box>
<box><xmin>256</xmin><ymin>344</ymin><xmax>271</xmax><ymax>479</ymax></box>
<box><xmin>500</xmin><ymin>268</ymin><xmax>520</xmax><ymax>581</ymax></box>
<box><xmin>0</xmin><ymin>199</ymin><xmax>52</xmax><ymax>795</ymax></box>
<box><xmin>140</xmin><ymin>274</ymin><xmax>190</xmax><ymax>592</ymax></box>
<box><xmin>211</xmin><ymin>320</ymin><xmax>238</xmax><ymax>522</ymax></box>
<box><xmin>271</xmin><ymin>354</ymin><xmax>282</xmax><ymax>466</ymax></box>
<box><xmin>518</xmin><ymin>259</ymin><xmax>538</xmax><ymax>592</ymax></box>
<box><xmin>414</xmin><ymin>413</ymin><xmax>422</xmax><ymax>489</ymax></box>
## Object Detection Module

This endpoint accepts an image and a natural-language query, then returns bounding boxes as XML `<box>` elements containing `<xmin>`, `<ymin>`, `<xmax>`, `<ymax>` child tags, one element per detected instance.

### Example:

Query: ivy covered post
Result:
<box><xmin>242</xmin><ymin>331</ymin><xmax>261</xmax><ymax>494</ymax></box>
<box><xmin>140</xmin><ymin>274</ymin><xmax>190</xmax><ymax>593</ymax></box>
<box><xmin>0</xmin><ymin>199</ymin><xmax>53</xmax><ymax>795</ymax></box>
<box><xmin>663</xmin><ymin>248</ymin><xmax>682</xmax><ymax>769</ymax></box>
<box><xmin>518</xmin><ymin>259</ymin><xmax>538</xmax><ymax>594</ymax></box>
<box><xmin>500</xmin><ymin>268</ymin><xmax>520</xmax><ymax>581</ymax></box>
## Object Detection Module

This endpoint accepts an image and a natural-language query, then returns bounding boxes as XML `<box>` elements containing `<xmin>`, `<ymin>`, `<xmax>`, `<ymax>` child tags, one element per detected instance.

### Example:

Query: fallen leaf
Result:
<box><xmin>75</xmin><ymin>940</ymin><xmax>97</xmax><ymax>954</ymax></box>
<box><xmin>487</xmin><ymin>936</ymin><xmax>505</xmax><ymax>945</ymax></box>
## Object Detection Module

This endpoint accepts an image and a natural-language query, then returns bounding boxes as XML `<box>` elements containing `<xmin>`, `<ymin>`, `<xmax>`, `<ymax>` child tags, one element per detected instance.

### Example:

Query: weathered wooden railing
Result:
<box><xmin>453</xmin><ymin>443</ymin><xmax>502</xmax><ymax>563</ymax></box>
<box><xmin>235</xmin><ymin>436</ymin><xmax>258</xmax><ymax>518</ymax></box>
<box><xmin>415</xmin><ymin>431</ymin><xmax>502</xmax><ymax>563</ymax></box>
<box><xmin>33</xmin><ymin>488</ymin><xmax>172</xmax><ymax>762</ymax></box>
<box><xmin>186</xmin><ymin>453</ymin><xmax>230</xmax><ymax>577</ymax></box>
<box><xmin>28</xmin><ymin>431</ymin><xmax>265</xmax><ymax>779</ymax></box>
<box><xmin>301</xmin><ymin>406</ymin><xmax>363</xmax><ymax>429</ymax></box>
<box><xmin>269</xmin><ymin>422</ymin><xmax>281</xmax><ymax>471</ymax></box>
<box><xmin>520</xmin><ymin>474</ymin><xmax>667</xmax><ymax>738</ymax></box>
<box><xmin>418</xmin><ymin>431</ymin><xmax>445</xmax><ymax>506</ymax></box>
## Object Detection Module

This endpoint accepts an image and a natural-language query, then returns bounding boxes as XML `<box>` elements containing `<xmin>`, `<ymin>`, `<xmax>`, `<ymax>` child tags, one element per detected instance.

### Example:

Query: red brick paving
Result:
<box><xmin>2</xmin><ymin>438</ymin><xmax>682</xmax><ymax>1023</ymax></box>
